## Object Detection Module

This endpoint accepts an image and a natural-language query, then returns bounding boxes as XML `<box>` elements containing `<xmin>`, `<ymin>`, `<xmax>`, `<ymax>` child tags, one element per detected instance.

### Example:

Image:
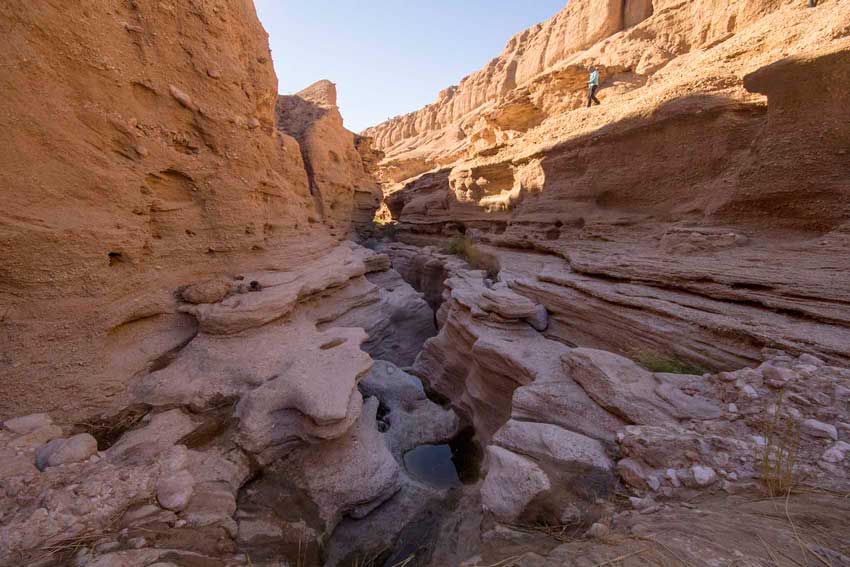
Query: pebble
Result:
<box><xmin>763</xmin><ymin>365</ymin><xmax>797</xmax><ymax>389</ymax></box>
<box><xmin>169</xmin><ymin>85</ymin><xmax>197</xmax><ymax>111</ymax></box>
<box><xmin>586</xmin><ymin>522</ymin><xmax>609</xmax><ymax>539</ymax></box>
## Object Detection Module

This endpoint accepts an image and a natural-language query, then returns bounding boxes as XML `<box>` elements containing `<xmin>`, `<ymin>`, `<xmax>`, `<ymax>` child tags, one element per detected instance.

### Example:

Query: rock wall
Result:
<box><xmin>381</xmin><ymin>243</ymin><xmax>850</xmax><ymax>542</ymax></box>
<box><xmin>276</xmin><ymin>80</ymin><xmax>383</xmax><ymax>238</ymax></box>
<box><xmin>363</xmin><ymin>0</ymin><xmax>790</xmax><ymax>167</ymax></box>
<box><xmin>367</xmin><ymin>0</ymin><xmax>850</xmax><ymax>368</ymax></box>
<box><xmin>0</xmin><ymin>1</ymin><xmax>379</xmax><ymax>421</ymax></box>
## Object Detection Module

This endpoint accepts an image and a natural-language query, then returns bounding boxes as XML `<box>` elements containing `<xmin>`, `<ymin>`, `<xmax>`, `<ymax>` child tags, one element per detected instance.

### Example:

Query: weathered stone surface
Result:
<box><xmin>565</xmin><ymin>348</ymin><xmax>720</xmax><ymax>425</ymax></box>
<box><xmin>483</xmin><ymin>420</ymin><xmax>614</xmax><ymax>525</ymax></box>
<box><xmin>157</xmin><ymin>470</ymin><xmax>195</xmax><ymax>512</ymax></box>
<box><xmin>481</xmin><ymin>445</ymin><xmax>550</xmax><ymax>523</ymax></box>
<box><xmin>35</xmin><ymin>433</ymin><xmax>97</xmax><ymax>470</ymax></box>
<box><xmin>277</xmin><ymin>80</ymin><xmax>382</xmax><ymax>238</ymax></box>
<box><xmin>181</xmin><ymin>279</ymin><xmax>234</xmax><ymax>305</ymax></box>
<box><xmin>0</xmin><ymin>0</ymin><xmax>383</xmax><ymax>422</ymax></box>
<box><xmin>803</xmin><ymin>419</ymin><xmax>838</xmax><ymax>441</ymax></box>
<box><xmin>359</xmin><ymin>360</ymin><xmax>459</xmax><ymax>459</ymax></box>
<box><xmin>2</xmin><ymin>413</ymin><xmax>53</xmax><ymax>435</ymax></box>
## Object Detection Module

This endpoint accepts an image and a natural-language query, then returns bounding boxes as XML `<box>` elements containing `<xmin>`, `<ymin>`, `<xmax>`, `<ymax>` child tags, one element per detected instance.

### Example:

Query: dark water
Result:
<box><xmin>403</xmin><ymin>444</ymin><xmax>460</xmax><ymax>488</ymax></box>
<box><xmin>403</xmin><ymin>428</ymin><xmax>482</xmax><ymax>488</ymax></box>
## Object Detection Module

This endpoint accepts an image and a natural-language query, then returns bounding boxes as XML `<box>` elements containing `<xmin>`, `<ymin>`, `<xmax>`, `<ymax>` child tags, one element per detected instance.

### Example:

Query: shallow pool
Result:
<box><xmin>403</xmin><ymin>444</ymin><xmax>461</xmax><ymax>488</ymax></box>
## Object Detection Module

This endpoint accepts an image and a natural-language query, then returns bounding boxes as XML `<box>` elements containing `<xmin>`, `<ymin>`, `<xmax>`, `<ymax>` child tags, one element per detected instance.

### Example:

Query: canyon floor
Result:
<box><xmin>2</xmin><ymin>1</ymin><xmax>850</xmax><ymax>566</ymax></box>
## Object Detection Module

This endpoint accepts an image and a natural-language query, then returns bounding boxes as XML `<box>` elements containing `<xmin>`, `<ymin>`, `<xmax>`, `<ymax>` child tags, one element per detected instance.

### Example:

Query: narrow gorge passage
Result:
<box><xmin>2</xmin><ymin>1</ymin><xmax>850</xmax><ymax>566</ymax></box>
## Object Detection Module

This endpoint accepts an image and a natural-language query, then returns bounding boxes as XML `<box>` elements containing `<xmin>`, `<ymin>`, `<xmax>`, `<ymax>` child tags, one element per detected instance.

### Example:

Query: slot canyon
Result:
<box><xmin>1</xmin><ymin>1</ymin><xmax>850</xmax><ymax>566</ymax></box>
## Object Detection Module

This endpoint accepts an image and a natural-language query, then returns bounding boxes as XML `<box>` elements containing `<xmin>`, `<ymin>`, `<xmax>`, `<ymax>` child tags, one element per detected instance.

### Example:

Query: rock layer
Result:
<box><xmin>0</xmin><ymin>1</ymin><xmax>381</xmax><ymax>421</ymax></box>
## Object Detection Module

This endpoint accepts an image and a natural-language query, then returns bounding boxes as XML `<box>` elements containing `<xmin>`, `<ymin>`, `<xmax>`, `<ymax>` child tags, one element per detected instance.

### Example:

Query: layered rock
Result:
<box><xmin>382</xmin><ymin>243</ymin><xmax>850</xmax><ymax>542</ymax></box>
<box><xmin>0</xmin><ymin>0</ymin><xmax>382</xmax><ymax>422</ymax></box>
<box><xmin>276</xmin><ymin>80</ymin><xmax>383</xmax><ymax>238</ymax></box>
<box><xmin>367</xmin><ymin>0</ymin><xmax>850</xmax><ymax>369</ymax></box>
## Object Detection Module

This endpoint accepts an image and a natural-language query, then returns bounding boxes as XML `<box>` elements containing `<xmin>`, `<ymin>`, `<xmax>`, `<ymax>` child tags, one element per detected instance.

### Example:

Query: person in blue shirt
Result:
<box><xmin>587</xmin><ymin>66</ymin><xmax>601</xmax><ymax>108</ymax></box>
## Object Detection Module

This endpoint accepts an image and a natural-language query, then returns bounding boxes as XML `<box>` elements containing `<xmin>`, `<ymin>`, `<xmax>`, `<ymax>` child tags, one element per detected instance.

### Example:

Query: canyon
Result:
<box><xmin>1</xmin><ymin>1</ymin><xmax>849</xmax><ymax>566</ymax></box>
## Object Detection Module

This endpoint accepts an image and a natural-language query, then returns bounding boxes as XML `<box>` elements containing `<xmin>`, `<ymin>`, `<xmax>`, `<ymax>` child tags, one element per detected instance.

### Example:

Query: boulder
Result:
<box><xmin>481</xmin><ymin>445</ymin><xmax>550</xmax><ymax>522</ymax></box>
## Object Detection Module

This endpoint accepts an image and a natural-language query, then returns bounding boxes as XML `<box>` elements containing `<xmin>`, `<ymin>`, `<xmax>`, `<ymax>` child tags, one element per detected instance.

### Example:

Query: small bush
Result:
<box><xmin>636</xmin><ymin>352</ymin><xmax>708</xmax><ymax>375</ymax></box>
<box><xmin>446</xmin><ymin>236</ymin><xmax>500</xmax><ymax>280</ymax></box>
<box><xmin>759</xmin><ymin>390</ymin><xmax>800</xmax><ymax>496</ymax></box>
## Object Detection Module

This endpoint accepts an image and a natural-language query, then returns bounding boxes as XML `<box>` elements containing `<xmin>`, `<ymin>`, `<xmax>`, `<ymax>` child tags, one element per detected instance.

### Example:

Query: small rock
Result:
<box><xmin>798</xmin><ymin>354</ymin><xmax>825</xmax><ymax>367</ymax></box>
<box><xmin>717</xmin><ymin>372</ymin><xmax>738</xmax><ymax>382</ymax></box>
<box><xmin>586</xmin><ymin>522</ymin><xmax>609</xmax><ymax>539</ymax></box>
<box><xmin>691</xmin><ymin>465</ymin><xmax>717</xmax><ymax>487</ymax></box>
<box><xmin>127</xmin><ymin>536</ymin><xmax>147</xmax><ymax>549</ymax></box>
<box><xmin>665</xmin><ymin>468</ymin><xmax>681</xmax><ymax>488</ymax></box>
<box><xmin>821</xmin><ymin>441</ymin><xmax>850</xmax><ymax>464</ymax></box>
<box><xmin>247</xmin><ymin>117</ymin><xmax>260</xmax><ymax>129</ymax></box>
<box><xmin>740</xmin><ymin>384</ymin><xmax>759</xmax><ymax>399</ymax></box>
<box><xmin>35</xmin><ymin>433</ymin><xmax>98</xmax><ymax>470</ymax></box>
<box><xmin>763</xmin><ymin>366</ymin><xmax>797</xmax><ymax>389</ymax></box>
<box><xmin>629</xmin><ymin>495</ymin><xmax>655</xmax><ymax>510</ymax></box>
<box><xmin>3</xmin><ymin>413</ymin><xmax>52</xmax><ymax>435</ymax></box>
<box><xmin>646</xmin><ymin>475</ymin><xmax>661</xmax><ymax>492</ymax></box>
<box><xmin>94</xmin><ymin>541</ymin><xmax>120</xmax><ymax>553</ymax></box>
<box><xmin>802</xmin><ymin>419</ymin><xmax>838</xmax><ymax>440</ymax></box>
<box><xmin>181</xmin><ymin>278</ymin><xmax>233</xmax><ymax>304</ymax></box>
<box><xmin>157</xmin><ymin>470</ymin><xmax>194</xmax><ymax>511</ymax></box>
<box><xmin>812</xmin><ymin>392</ymin><xmax>832</xmax><ymax>406</ymax></box>
<box><xmin>728</xmin><ymin>403</ymin><xmax>738</xmax><ymax>413</ymax></box>
<box><xmin>207</xmin><ymin>68</ymin><xmax>221</xmax><ymax>79</ymax></box>
<box><xmin>527</xmin><ymin>304</ymin><xmax>549</xmax><ymax>332</ymax></box>
<box><xmin>169</xmin><ymin>85</ymin><xmax>197</xmax><ymax>111</ymax></box>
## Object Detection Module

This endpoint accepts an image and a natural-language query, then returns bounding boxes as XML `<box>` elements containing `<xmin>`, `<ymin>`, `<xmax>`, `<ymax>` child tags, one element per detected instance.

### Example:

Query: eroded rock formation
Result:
<box><xmin>2</xmin><ymin>0</ymin><xmax>850</xmax><ymax>566</ymax></box>
<box><xmin>366</xmin><ymin>0</ymin><xmax>850</xmax><ymax>369</ymax></box>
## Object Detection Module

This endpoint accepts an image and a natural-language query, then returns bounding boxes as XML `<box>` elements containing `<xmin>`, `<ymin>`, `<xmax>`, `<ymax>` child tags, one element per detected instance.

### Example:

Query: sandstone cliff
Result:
<box><xmin>276</xmin><ymin>80</ymin><xmax>383</xmax><ymax>239</ymax></box>
<box><xmin>2</xmin><ymin>2</ymin><xmax>850</xmax><ymax>566</ymax></box>
<box><xmin>365</xmin><ymin>0</ymin><xmax>850</xmax><ymax>369</ymax></box>
<box><xmin>0</xmin><ymin>1</ymin><xmax>379</xmax><ymax>420</ymax></box>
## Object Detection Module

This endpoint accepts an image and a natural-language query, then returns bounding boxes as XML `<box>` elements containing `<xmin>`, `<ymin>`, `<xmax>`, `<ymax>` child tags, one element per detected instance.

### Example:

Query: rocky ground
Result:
<box><xmin>2</xmin><ymin>0</ymin><xmax>850</xmax><ymax>566</ymax></box>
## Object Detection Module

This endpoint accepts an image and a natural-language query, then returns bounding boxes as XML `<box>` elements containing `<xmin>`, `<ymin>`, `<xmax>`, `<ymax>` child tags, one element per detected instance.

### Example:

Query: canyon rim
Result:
<box><xmin>1</xmin><ymin>1</ymin><xmax>850</xmax><ymax>566</ymax></box>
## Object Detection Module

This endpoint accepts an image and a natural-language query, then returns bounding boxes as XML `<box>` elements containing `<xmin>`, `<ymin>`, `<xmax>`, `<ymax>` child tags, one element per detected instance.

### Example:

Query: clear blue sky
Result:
<box><xmin>254</xmin><ymin>1</ymin><xmax>565</xmax><ymax>132</ymax></box>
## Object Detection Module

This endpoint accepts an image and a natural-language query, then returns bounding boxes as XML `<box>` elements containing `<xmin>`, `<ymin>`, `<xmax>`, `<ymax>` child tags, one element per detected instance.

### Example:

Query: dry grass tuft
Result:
<box><xmin>758</xmin><ymin>390</ymin><xmax>800</xmax><ymax>497</ymax></box>
<box><xmin>447</xmin><ymin>236</ymin><xmax>500</xmax><ymax>280</ymax></box>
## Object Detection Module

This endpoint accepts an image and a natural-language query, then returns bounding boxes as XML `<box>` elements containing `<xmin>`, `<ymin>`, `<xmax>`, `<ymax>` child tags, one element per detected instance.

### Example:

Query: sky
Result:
<box><xmin>254</xmin><ymin>1</ymin><xmax>566</xmax><ymax>133</ymax></box>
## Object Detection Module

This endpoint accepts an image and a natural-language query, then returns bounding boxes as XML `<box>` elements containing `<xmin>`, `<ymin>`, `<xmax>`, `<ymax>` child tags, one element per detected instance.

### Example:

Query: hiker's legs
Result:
<box><xmin>587</xmin><ymin>85</ymin><xmax>601</xmax><ymax>107</ymax></box>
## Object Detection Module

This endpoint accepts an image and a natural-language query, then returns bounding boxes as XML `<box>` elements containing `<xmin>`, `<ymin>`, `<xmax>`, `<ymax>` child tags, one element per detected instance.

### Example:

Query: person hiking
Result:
<box><xmin>587</xmin><ymin>66</ymin><xmax>601</xmax><ymax>107</ymax></box>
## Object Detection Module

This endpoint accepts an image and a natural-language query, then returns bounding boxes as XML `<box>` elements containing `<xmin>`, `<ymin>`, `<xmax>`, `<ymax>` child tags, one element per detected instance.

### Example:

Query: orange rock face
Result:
<box><xmin>0</xmin><ymin>1</ymin><xmax>378</xmax><ymax>420</ymax></box>
<box><xmin>276</xmin><ymin>80</ymin><xmax>383</xmax><ymax>239</ymax></box>
<box><xmin>365</xmin><ymin>0</ymin><xmax>850</xmax><ymax>366</ymax></box>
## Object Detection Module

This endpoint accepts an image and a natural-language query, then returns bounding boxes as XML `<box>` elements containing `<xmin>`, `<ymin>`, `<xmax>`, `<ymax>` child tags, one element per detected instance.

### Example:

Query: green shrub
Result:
<box><xmin>446</xmin><ymin>236</ymin><xmax>500</xmax><ymax>280</ymax></box>
<box><xmin>636</xmin><ymin>352</ymin><xmax>708</xmax><ymax>375</ymax></box>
